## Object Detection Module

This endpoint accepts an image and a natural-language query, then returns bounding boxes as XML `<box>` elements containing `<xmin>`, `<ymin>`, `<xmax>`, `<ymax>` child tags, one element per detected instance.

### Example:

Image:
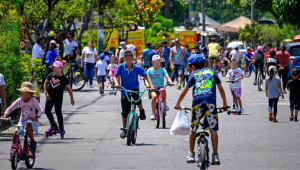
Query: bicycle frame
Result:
<box><xmin>154</xmin><ymin>85</ymin><xmax>168</xmax><ymax>118</ymax></box>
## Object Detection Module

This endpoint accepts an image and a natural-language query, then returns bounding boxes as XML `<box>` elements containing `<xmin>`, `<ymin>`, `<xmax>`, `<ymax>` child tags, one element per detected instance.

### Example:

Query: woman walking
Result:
<box><xmin>81</xmin><ymin>40</ymin><xmax>98</xmax><ymax>88</ymax></box>
<box><xmin>276</xmin><ymin>46</ymin><xmax>292</xmax><ymax>94</ymax></box>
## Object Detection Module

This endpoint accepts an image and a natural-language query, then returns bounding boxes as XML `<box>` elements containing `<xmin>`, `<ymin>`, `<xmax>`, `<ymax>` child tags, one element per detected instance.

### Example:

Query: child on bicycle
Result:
<box><xmin>107</xmin><ymin>57</ymin><xmax>118</xmax><ymax>84</ymax></box>
<box><xmin>44</xmin><ymin>61</ymin><xmax>75</xmax><ymax>135</ymax></box>
<box><xmin>175</xmin><ymin>54</ymin><xmax>228</xmax><ymax>164</ymax></box>
<box><xmin>286</xmin><ymin>69</ymin><xmax>300</xmax><ymax>122</ymax></box>
<box><xmin>145</xmin><ymin>55</ymin><xmax>174</xmax><ymax>121</ymax></box>
<box><xmin>114</xmin><ymin>51</ymin><xmax>155</xmax><ymax>139</ymax></box>
<box><xmin>244</xmin><ymin>47</ymin><xmax>253</xmax><ymax>75</ymax></box>
<box><xmin>2</xmin><ymin>82</ymin><xmax>44</xmax><ymax>148</ymax></box>
<box><xmin>265</xmin><ymin>66</ymin><xmax>284</xmax><ymax>122</ymax></box>
<box><xmin>227</xmin><ymin>59</ymin><xmax>244</xmax><ymax>113</ymax></box>
<box><xmin>96</xmin><ymin>53</ymin><xmax>108</xmax><ymax>96</ymax></box>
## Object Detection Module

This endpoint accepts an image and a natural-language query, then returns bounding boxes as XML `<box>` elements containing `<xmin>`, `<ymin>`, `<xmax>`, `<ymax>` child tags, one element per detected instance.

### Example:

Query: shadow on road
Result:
<box><xmin>134</xmin><ymin>143</ymin><xmax>156</xmax><ymax>146</ymax></box>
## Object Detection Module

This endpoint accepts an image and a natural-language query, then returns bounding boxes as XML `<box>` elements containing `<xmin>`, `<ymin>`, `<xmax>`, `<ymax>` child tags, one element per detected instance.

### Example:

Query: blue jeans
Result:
<box><xmin>84</xmin><ymin>63</ymin><xmax>95</xmax><ymax>85</ymax></box>
<box><xmin>45</xmin><ymin>99</ymin><xmax>63</xmax><ymax>128</ymax></box>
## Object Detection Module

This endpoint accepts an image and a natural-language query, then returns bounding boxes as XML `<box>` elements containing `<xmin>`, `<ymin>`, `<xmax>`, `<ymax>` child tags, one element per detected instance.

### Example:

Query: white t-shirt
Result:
<box><xmin>230</xmin><ymin>50</ymin><xmax>241</xmax><ymax>61</ymax></box>
<box><xmin>226</xmin><ymin>68</ymin><xmax>243</xmax><ymax>89</ymax></box>
<box><xmin>0</xmin><ymin>74</ymin><xmax>5</xmax><ymax>103</ymax></box>
<box><xmin>95</xmin><ymin>60</ymin><xmax>107</xmax><ymax>76</ymax></box>
<box><xmin>82</xmin><ymin>47</ymin><xmax>97</xmax><ymax>63</ymax></box>
<box><xmin>119</xmin><ymin>44</ymin><xmax>136</xmax><ymax>58</ymax></box>
<box><xmin>62</xmin><ymin>39</ymin><xmax>77</xmax><ymax>56</ymax></box>
<box><xmin>32</xmin><ymin>44</ymin><xmax>45</xmax><ymax>59</ymax></box>
<box><xmin>108</xmin><ymin>63</ymin><xmax>118</xmax><ymax>75</ymax></box>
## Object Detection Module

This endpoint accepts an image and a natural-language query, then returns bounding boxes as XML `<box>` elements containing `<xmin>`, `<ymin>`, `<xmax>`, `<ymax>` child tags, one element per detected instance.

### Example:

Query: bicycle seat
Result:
<box><xmin>196</xmin><ymin>131</ymin><xmax>209</xmax><ymax>137</ymax></box>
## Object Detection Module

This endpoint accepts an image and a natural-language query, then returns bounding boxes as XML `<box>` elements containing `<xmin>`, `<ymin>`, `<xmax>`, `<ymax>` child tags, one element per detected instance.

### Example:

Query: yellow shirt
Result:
<box><xmin>207</xmin><ymin>43</ymin><xmax>220</xmax><ymax>57</ymax></box>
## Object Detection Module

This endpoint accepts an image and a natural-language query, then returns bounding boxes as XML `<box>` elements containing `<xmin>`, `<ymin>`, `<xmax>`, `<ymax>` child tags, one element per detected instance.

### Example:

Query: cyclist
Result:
<box><xmin>62</xmin><ymin>32</ymin><xmax>77</xmax><ymax>69</ymax></box>
<box><xmin>118</xmin><ymin>42</ymin><xmax>138</xmax><ymax>64</ymax></box>
<box><xmin>113</xmin><ymin>51</ymin><xmax>155</xmax><ymax>138</ymax></box>
<box><xmin>44</xmin><ymin>31</ymin><xmax>62</xmax><ymax>55</ymax></box>
<box><xmin>169</xmin><ymin>38</ymin><xmax>187</xmax><ymax>89</ymax></box>
<box><xmin>2</xmin><ymin>82</ymin><xmax>44</xmax><ymax>148</ymax></box>
<box><xmin>141</xmin><ymin>42</ymin><xmax>152</xmax><ymax>71</ymax></box>
<box><xmin>145</xmin><ymin>55</ymin><xmax>173</xmax><ymax>120</ymax></box>
<box><xmin>175</xmin><ymin>54</ymin><xmax>228</xmax><ymax>164</ymax></box>
<box><xmin>244</xmin><ymin>47</ymin><xmax>253</xmax><ymax>75</ymax></box>
<box><xmin>207</xmin><ymin>37</ymin><xmax>220</xmax><ymax>69</ymax></box>
<box><xmin>115</xmin><ymin>38</ymin><xmax>127</xmax><ymax>59</ymax></box>
<box><xmin>252</xmin><ymin>46</ymin><xmax>265</xmax><ymax>85</ymax></box>
<box><xmin>44</xmin><ymin>40</ymin><xmax>62</xmax><ymax>76</ymax></box>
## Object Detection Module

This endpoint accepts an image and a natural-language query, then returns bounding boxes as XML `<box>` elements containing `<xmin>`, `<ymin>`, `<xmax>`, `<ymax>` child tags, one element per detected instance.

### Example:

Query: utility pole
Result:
<box><xmin>201</xmin><ymin>0</ymin><xmax>206</xmax><ymax>47</ymax></box>
<box><xmin>251</xmin><ymin>0</ymin><xmax>255</xmax><ymax>48</ymax></box>
<box><xmin>165</xmin><ymin>0</ymin><xmax>170</xmax><ymax>19</ymax></box>
<box><xmin>97</xmin><ymin>0</ymin><xmax>104</xmax><ymax>52</ymax></box>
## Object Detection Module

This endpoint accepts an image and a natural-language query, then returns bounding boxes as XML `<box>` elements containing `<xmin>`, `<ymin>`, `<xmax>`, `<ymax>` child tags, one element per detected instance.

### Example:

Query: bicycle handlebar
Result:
<box><xmin>154</xmin><ymin>84</ymin><xmax>172</xmax><ymax>91</ymax></box>
<box><xmin>111</xmin><ymin>86</ymin><xmax>149</xmax><ymax>103</ymax></box>
<box><xmin>174</xmin><ymin>106</ymin><xmax>230</xmax><ymax>113</ymax></box>
<box><xmin>226</xmin><ymin>80</ymin><xmax>238</xmax><ymax>83</ymax></box>
<box><xmin>0</xmin><ymin>117</ymin><xmax>33</xmax><ymax>127</ymax></box>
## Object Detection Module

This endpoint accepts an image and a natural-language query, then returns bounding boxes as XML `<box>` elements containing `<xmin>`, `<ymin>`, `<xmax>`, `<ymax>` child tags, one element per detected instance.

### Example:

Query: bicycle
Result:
<box><xmin>153</xmin><ymin>84</ymin><xmax>171</xmax><ymax>129</ymax></box>
<box><xmin>107</xmin><ymin>75</ymin><xmax>117</xmax><ymax>95</ymax></box>
<box><xmin>212</xmin><ymin>58</ymin><xmax>221</xmax><ymax>73</ymax></box>
<box><xmin>256</xmin><ymin>65</ymin><xmax>264</xmax><ymax>91</ymax></box>
<box><xmin>0</xmin><ymin>117</ymin><xmax>36</xmax><ymax>169</ymax></box>
<box><xmin>245</xmin><ymin>63</ymin><xmax>254</xmax><ymax>78</ymax></box>
<box><xmin>114</xmin><ymin>87</ymin><xmax>149</xmax><ymax>145</ymax></box>
<box><xmin>65</xmin><ymin>58</ymin><xmax>86</xmax><ymax>91</ymax></box>
<box><xmin>221</xmin><ymin>62</ymin><xmax>228</xmax><ymax>77</ymax></box>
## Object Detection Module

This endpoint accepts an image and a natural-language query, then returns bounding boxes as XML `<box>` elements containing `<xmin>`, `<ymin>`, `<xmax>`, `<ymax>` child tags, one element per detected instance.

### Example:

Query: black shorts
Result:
<box><xmin>62</xmin><ymin>54</ymin><xmax>76</xmax><ymax>63</ymax></box>
<box><xmin>290</xmin><ymin>100</ymin><xmax>300</xmax><ymax>110</ymax></box>
<box><xmin>121</xmin><ymin>88</ymin><xmax>141</xmax><ymax>118</ymax></box>
<box><xmin>144</xmin><ymin>65</ymin><xmax>149</xmax><ymax>71</ymax></box>
<box><xmin>165</xmin><ymin>62</ymin><xmax>172</xmax><ymax>72</ymax></box>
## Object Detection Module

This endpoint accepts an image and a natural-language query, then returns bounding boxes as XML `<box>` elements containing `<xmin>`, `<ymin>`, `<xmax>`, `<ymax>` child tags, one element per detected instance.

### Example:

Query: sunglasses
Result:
<box><xmin>68</xmin><ymin>37</ymin><xmax>72</xmax><ymax>39</ymax></box>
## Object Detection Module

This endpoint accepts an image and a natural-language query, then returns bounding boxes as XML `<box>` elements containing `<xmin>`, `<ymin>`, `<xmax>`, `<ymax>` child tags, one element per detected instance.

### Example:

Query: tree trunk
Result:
<box><xmin>270</xmin><ymin>9</ymin><xmax>283</xmax><ymax>29</ymax></box>
<box><xmin>25</xmin><ymin>26</ymin><xmax>36</xmax><ymax>45</ymax></box>
<box><xmin>40</xmin><ymin>0</ymin><xmax>59</xmax><ymax>38</ymax></box>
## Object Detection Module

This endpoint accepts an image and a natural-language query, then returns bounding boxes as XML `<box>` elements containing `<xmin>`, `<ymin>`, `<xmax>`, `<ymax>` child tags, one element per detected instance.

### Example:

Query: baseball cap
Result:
<box><xmin>50</xmin><ymin>40</ymin><xmax>56</xmax><ymax>45</ymax></box>
<box><xmin>268</xmin><ymin>65</ymin><xmax>277</xmax><ymax>72</ymax></box>
<box><xmin>292</xmin><ymin>68</ymin><xmax>299</xmax><ymax>76</ymax></box>
<box><xmin>174</xmin><ymin>38</ymin><xmax>180</xmax><ymax>42</ymax></box>
<box><xmin>52</xmin><ymin>61</ymin><xmax>63</xmax><ymax>68</ymax></box>
<box><xmin>105</xmin><ymin>50</ymin><xmax>113</xmax><ymax>55</ymax></box>
<box><xmin>100</xmin><ymin>53</ymin><xmax>105</xmax><ymax>59</ymax></box>
<box><xmin>119</xmin><ymin>41</ymin><xmax>125</xmax><ymax>48</ymax></box>
<box><xmin>152</xmin><ymin>55</ymin><xmax>161</xmax><ymax>61</ymax></box>
<box><xmin>247</xmin><ymin>47</ymin><xmax>251</xmax><ymax>50</ymax></box>
<box><xmin>188</xmin><ymin>54</ymin><xmax>205</xmax><ymax>65</ymax></box>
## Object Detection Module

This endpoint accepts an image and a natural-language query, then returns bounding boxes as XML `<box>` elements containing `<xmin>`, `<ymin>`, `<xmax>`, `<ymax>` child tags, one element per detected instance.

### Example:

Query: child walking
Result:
<box><xmin>226</xmin><ymin>59</ymin><xmax>244</xmax><ymax>113</ymax></box>
<box><xmin>44</xmin><ymin>61</ymin><xmax>75</xmax><ymax>135</ymax></box>
<box><xmin>2</xmin><ymin>82</ymin><xmax>44</xmax><ymax>148</ymax></box>
<box><xmin>265</xmin><ymin>66</ymin><xmax>284</xmax><ymax>122</ymax></box>
<box><xmin>95</xmin><ymin>54</ymin><xmax>108</xmax><ymax>96</ymax></box>
<box><xmin>145</xmin><ymin>55</ymin><xmax>174</xmax><ymax>121</ymax></box>
<box><xmin>286</xmin><ymin>69</ymin><xmax>300</xmax><ymax>122</ymax></box>
<box><xmin>107</xmin><ymin>57</ymin><xmax>118</xmax><ymax>86</ymax></box>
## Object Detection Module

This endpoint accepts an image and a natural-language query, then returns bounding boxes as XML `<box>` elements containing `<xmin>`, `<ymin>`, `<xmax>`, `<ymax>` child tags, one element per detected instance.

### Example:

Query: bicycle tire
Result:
<box><xmin>200</xmin><ymin>139</ymin><xmax>206</xmax><ymax>170</ymax></box>
<box><xmin>11</xmin><ymin>148</ymin><xmax>18</xmax><ymax>169</ymax></box>
<box><xmin>132</xmin><ymin>118</ymin><xmax>138</xmax><ymax>144</ymax></box>
<box><xmin>25</xmin><ymin>148</ymin><xmax>35</xmax><ymax>168</ymax></box>
<box><xmin>160</xmin><ymin>102</ymin><xmax>166</xmax><ymax>129</ymax></box>
<box><xmin>127</xmin><ymin>114</ymin><xmax>134</xmax><ymax>145</ymax></box>
<box><xmin>258</xmin><ymin>72</ymin><xmax>263</xmax><ymax>91</ymax></box>
<box><xmin>71</xmin><ymin>70</ymin><xmax>86</xmax><ymax>91</ymax></box>
<box><xmin>155</xmin><ymin>107</ymin><xmax>160</xmax><ymax>129</ymax></box>
<box><xmin>222</xmin><ymin>67</ymin><xmax>227</xmax><ymax>77</ymax></box>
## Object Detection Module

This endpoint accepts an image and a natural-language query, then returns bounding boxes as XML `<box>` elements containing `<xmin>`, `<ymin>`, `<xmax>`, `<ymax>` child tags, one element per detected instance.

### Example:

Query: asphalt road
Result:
<box><xmin>0</xmin><ymin>72</ymin><xmax>299</xmax><ymax>170</ymax></box>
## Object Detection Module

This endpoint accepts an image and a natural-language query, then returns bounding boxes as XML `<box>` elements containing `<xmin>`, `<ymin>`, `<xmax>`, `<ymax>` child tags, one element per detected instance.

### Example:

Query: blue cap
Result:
<box><xmin>100</xmin><ymin>53</ymin><xmax>105</xmax><ymax>59</ymax></box>
<box><xmin>188</xmin><ymin>54</ymin><xmax>205</xmax><ymax>65</ymax></box>
<box><xmin>197</xmin><ymin>41</ymin><xmax>202</xmax><ymax>44</ymax></box>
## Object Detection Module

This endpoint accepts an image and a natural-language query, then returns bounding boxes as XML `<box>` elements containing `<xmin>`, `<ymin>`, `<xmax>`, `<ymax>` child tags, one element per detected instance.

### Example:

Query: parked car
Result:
<box><xmin>287</xmin><ymin>42</ymin><xmax>300</xmax><ymax>77</ymax></box>
<box><xmin>281</xmin><ymin>39</ymin><xmax>292</xmax><ymax>46</ymax></box>
<box><xmin>293</xmin><ymin>35</ymin><xmax>300</xmax><ymax>43</ymax></box>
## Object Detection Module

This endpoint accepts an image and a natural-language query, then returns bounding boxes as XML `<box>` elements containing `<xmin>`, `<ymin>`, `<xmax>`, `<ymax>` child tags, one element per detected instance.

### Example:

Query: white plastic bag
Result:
<box><xmin>170</xmin><ymin>108</ymin><xmax>190</xmax><ymax>136</ymax></box>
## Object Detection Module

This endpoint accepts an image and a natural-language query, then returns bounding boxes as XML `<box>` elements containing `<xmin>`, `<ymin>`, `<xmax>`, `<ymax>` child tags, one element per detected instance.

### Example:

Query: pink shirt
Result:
<box><xmin>276</xmin><ymin>51</ymin><xmax>290</xmax><ymax>67</ymax></box>
<box><xmin>5</xmin><ymin>97</ymin><xmax>44</xmax><ymax>122</ymax></box>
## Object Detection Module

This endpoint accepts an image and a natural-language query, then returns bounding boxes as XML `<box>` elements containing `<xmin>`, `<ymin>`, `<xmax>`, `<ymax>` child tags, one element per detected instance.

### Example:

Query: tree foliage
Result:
<box><xmin>238</xmin><ymin>21</ymin><xmax>265</xmax><ymax>46</ymax></box>
<box><xmin>273</xmin><ymin>0</ymin><xmax>300</xmax><ymax>27</ymax></box>
<box><xmin>160</xmin><ymin>0</ymin><xmax>188</xmax><ymax>26</ymax></box>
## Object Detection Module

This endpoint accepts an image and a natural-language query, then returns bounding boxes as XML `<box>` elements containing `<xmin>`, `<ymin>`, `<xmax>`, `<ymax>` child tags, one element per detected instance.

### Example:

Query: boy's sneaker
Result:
<box><xmin>290</xmin><ymin>114</ymin><xmax>294</xmax><ymax>121</ymax></box>
<box><xmin>30</xmin><ymin>140</ymin><xmax>37</xmax><ymax>148</ymax></box>
<box><xmin>186</xmin><ymin>151</ymin><xmax>195</xmax><ymax>163</ymax></box>
<box><xmin>139</xmin><ymin>109</ymin><xmax>146</xmax><ymax>120</ymax></box>
<box><xmin>273</xmin><ymin>119</ymin><xmax>278</xmax><ymax>122</ymax></box>
<box><xmin>150</xmin><ymin>113</ymin><xmax>157</xmax><ymax>121</ymax></box>
<box><xmin>253</xmin><ymin>81</ymin><xmax>257</xmax><ymax>85</ymax></box>
<box><xmin>164</xmin><ymin>102</ymin><xmax>169</xmax><ymax>111</ymax></box>
<box><xmin>269</xmin><ymin>112</ymin><xmax>273</xmax><ymax>121</ymax></box>
<box><xmin>240</xmin><ymin>108</ymin><xmax>244</xmax><ymax>113</ymax></box>
<box><xmin>294</xmin><ymin>117</ymin><xmax>298</xmax><ymax>122</ymax></box>
<box><xmin>177</xmin><ymin>84</ymin><xmax>181</xmax><ymax>89</ymax></box>
<box><xmin>120</xmin><ymin>130</ymin><xmax>126</xmax><ymax>139</ymax></box>
<box><xmin>212</xmin><ymin>153</ymin><xmax>220</xmax><ymax>165</ymax></box>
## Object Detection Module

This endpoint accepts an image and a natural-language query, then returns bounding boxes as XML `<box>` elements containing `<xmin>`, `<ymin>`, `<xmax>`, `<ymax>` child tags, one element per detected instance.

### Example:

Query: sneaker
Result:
<box><xmin>212</xmin><ymin>153</ymin><xmax>220</xmax><ymax>165</ymax></box>
<box><xmin>186</xmin><ymin>151</ymin><xmax>195</xmax><ymax>163</ymax></box>
<box><xmin>150</xmin><ymin>113</ymin><xmax>157</xmax><ymax>121</ymax></box>
<box><xmin>164</xmin><ymin>102</ymin><xmax>169</xmax><ymax>111</ymax></box>
<box><xmin>139</xmin><ymin>109</ymin><xmax>146</xmax><ymax>120</ymax></box>
<box><xmin>294</xmin><ymin>117</ymin><xmax>298</xmax><ymax>122</ymax></box>
<box><xmin>240</xmin><ymin>108</ymin><xmax>244</xmax><ymax>113</ymax></box>
<box><xmin>177</xmin><ymin>84</ymin><xmax>181</xmax><ymax>89</ymax></box>
<box><xmin>90</xmin><ymin>85</ymin><xmax>94</xmax><ymax>88</ymax></box>
<box><xmin>269</xmin><ymin>112</ymin><xmax>273</xmax><ymax>121</ymax></box>
<box><xmin>236</xmin><ymin>107</ymin><xmax>239</xmax><ymax>112</ymax></box>
<box><xmin>30</xmin><ymin>140</ymin><xmax>37</xmax><ymax>148</ymax></box>
<box><xmin>120</xmin><ymin>130</ymin><xmax>126</xmax><ymax>139</ymax></box>
<box><xmin>273</xmin><ymin>119</ymin><xmax>278</xmax><ymax>123</ymax></box>
<box><xmin>253</xmin><ymin>81</ymin><xmax>257</xmax><ymax>85</ymax></box>
<box><xmin>290</xmin><ymin>114</ymin><xmax>294</xmax><ymax>121</ymax></box>
<box><xmin>101</xmin><ymin>93</ymin><xmax>105</xmax><ymax>96</ymax></box>
<box><xmin>283</xmin><ymin>90</ymin><xmax>286</xmax><ymax>94</ymax></box>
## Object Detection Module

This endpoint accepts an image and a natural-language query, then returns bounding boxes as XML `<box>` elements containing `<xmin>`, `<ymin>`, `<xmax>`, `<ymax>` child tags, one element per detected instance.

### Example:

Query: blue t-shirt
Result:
<box><xmin>187</xmin><ymin>68</ymin><xmax>221</xmax><ymax>106</ymax></box>
<box><xmin>244</xmin><ymin>52</ymin><xmax>253</xmax><ymax>64</ymax></box>
<box><xmin>45</xmin><ymin>49</ymin><xmax>59</xmax><ymax>65</ymax></box>
<box><xmin>148</xmin><ymin>51</ymin><xmax>159</xmax><ymax>67</ymax></box>
<box><xmin>183</xmin><ymin>50</ymin><xmax>191</xmax><ymax>66</ymax></box>
<box><xmin>142</xmin><ymin>48</ymin><xmax>151</xmax><ymax>66</ymax></box>
<box><xmin>162</xmin><ymin>46</ymin><xmax>170</xmax><ymax>63</ymax></box>
<box><xmin>115</xmin><ymin>63</ymin><xmax>147</xmax><ymax>96</ymax></box>
<box><xmin>146</xmin><ymin>67</ymin><xmax>168</xmax><ymax>87</ymax></box>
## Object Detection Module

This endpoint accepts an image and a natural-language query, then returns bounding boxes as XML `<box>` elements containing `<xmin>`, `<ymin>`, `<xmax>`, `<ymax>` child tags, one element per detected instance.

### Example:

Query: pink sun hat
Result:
<box><xmin>52</xmin><ymin>61</ymin><xmax>63</xmax><ymax>68</ymax></box>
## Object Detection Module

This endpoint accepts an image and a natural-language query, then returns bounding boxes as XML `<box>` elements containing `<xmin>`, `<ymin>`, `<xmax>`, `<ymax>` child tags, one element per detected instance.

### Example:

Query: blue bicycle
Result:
<box><xmin>115</xmin><ymin>87</ymin><xmax>149</xmax><ymax>145</ymax></box>
<box><xmin>245</xmin><ymin>63</ymin><xmax>254</xmax><ymax>78</ymax></box>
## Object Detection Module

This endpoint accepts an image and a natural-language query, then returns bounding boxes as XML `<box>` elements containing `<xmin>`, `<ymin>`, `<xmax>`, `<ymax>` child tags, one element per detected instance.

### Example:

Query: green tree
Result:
<box><xmin>238</xmin><ymin>21</ymin><xmax>266</xmax><ymax>46</ymax></box>
<box><xmin>273</xmin><ymin>0</ymin><xmax>300</xmax><ymax>27</ymax></box>
<box><xmin>160</xmin><ymin>0</ymin><xmax>188</xmax><ymax>26</ymax></box>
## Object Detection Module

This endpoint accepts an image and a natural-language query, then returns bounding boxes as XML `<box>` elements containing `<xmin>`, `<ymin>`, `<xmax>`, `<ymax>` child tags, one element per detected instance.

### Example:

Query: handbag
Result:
<box><xmin>85</xmin><ymin>62</ymin><xmax>94</xmax><ymax>67</ymax></box>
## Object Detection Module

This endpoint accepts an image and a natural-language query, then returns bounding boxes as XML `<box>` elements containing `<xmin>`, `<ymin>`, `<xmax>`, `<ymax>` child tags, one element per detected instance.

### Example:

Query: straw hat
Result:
<box><xmin>17</xmin><ymin>82</ymin><xmax>36</xmax><ymax>93</ymax></box>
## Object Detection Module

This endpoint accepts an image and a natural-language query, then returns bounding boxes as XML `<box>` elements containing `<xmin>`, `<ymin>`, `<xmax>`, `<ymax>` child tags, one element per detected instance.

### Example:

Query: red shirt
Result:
<box><xmin>276</xmin><ymin>51</ymin><xmax>290</xmax><ymax>67</ymax></box>
<box><xmin>268</xmin><ymin>48</ymin><xmax>274</xmax><ymax>55</ymax></box>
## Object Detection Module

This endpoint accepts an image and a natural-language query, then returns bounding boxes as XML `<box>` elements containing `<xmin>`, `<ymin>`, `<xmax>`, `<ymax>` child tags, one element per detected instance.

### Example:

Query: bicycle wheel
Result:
<box><xmin>154</xmin><ymin>107</ymin><xmax>160</xmax><ymax>129</ymax></box>
<box><xmin>245</xmin><ymin>68</ymin><xmax>251</xmax><ymax>78</ymax></box>
<box><xmin>132</xmin><ymin>118</ymin><xmax>138</xmax><ymax>144</ymax></box>
<box><xmin>199</xmin><ymin>138</ymin><xmax>206</xmax><ymax>170</ymax></box>
<box><xmin>160</xmin><ymin>102</ymin><xmax>166</xmax><ymax>129</ymax></box>
<box><xmin>258</xmin><ymin>72</ymin><xmax>263</xmax><ymax>91</ymax></box>
<box><xmin>71</xmin><ymin>70</ymin><xmax>86</xmax><ymax>91</ymax></box>
<box><xmin>127</xmin><ymin>114</ymin><xmax>134</xmax><ymax>145</ymax></box>
<box><xmin>25</xmin><ymin>149</ymin><xmax>35</xmax><ymax>168</ymax></box>
<box><xmin>11</xmin><ymin>148</ymin><xmax>18</xmax><ymax>169</ymax></box>
<box><xmin>222</xmin><ymin>67</ymin><xmax>227</xmax><ymax>77</ymax></box>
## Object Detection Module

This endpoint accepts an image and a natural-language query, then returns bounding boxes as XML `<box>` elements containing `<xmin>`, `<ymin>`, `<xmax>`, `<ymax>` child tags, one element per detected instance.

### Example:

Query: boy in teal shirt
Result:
<box><xmin>145</xmin><ymin>55</ymin><xmax>174</xmax><ymax>120</ymax></box>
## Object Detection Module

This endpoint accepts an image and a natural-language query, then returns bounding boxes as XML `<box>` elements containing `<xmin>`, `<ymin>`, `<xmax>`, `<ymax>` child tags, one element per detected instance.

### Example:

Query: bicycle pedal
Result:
<box><xmin>120</xmin><ymin>128</ymin><xmax>127</xmax><ymax>131</ymax></box>
<box><xmin>212</xmin><ymin>162</ymin><xmax>220</xmax><ymax>165</ymax></box>
<box><xmin>187</xmin><ymin>160</ymin><xmax>195</xmax><ymax>163</ymax></box>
